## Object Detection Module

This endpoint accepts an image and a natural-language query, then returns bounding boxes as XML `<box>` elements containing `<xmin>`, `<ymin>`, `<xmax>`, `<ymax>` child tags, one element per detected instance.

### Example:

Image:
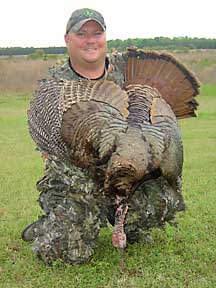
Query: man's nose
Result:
<box><xmin>85</xmin><ymin>33</ymin><xmax>96</xmax><ymax>42</ymax></box>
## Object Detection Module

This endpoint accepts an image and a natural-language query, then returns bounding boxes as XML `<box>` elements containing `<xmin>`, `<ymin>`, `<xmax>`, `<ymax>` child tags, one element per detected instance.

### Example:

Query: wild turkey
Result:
<box><xmin>28</xmin><ymin>48</ymin><xmax>200</xmax><ymax>250</ymax></box>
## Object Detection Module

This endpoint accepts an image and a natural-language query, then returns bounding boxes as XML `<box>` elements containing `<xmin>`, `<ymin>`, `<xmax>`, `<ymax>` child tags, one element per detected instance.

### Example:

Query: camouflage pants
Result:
<box><xmin>32</xmin><ymin>156</ymin><xmax>185</xmax><ymax>265</ymax></box>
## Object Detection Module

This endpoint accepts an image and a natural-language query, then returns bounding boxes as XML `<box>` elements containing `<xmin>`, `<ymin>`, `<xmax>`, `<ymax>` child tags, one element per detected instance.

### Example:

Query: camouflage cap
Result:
<box><xmin>66</xmin><ymin>8</ymin><xmax>106</xmax><ymax>34</ymax></box>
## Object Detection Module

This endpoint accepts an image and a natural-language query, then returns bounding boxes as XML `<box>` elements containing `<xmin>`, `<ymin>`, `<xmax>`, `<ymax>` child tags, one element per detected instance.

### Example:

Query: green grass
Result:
<box><xmin>0</xmin><ymin>86</ymin><xmax>216</xmax><ymax>288</ymax></box>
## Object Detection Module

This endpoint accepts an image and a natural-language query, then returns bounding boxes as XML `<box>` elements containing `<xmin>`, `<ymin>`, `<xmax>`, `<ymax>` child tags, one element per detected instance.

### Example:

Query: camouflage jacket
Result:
<box><xmin>49</xmin><ymin>53</ymin><xmax>126</xmax><ymax>86</ymax></box>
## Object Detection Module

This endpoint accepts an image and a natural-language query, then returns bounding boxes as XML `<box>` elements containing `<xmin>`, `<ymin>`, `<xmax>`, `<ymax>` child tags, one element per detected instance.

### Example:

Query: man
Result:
<box><xmin>22</xmin><ymin>8</ymin><xmax>185</xmax><ymax>265</ymax></box>
<box><xmin>49</xmin><ymin>8</ymin><xmax>125</xmax><ymax>85</ymax></box>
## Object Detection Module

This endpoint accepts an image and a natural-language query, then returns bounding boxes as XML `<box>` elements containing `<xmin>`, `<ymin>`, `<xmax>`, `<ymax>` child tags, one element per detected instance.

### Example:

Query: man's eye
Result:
<box><xmin>94</xmin><ymin>32</ymin><xmax>103</xmax><ymax>36</ymax></box>
<box><xmin>77</xmin><ymin>32</ymin><xmax>85</xmax><ymax>37</ymax></box>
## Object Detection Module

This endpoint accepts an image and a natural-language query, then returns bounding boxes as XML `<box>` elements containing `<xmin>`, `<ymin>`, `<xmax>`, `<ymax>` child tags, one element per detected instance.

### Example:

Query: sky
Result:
<box><xmin>0</xmin><ymin>0</ymin><xmax>215</xmax><ymax>48</ymax></box>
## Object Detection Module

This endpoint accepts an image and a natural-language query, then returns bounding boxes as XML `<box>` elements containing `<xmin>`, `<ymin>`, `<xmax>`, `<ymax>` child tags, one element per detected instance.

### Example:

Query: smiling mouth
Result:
<box><xmin>84</xmin><ymin>47</ymin><xmax>97</xmax><ymax>52</ymax></box>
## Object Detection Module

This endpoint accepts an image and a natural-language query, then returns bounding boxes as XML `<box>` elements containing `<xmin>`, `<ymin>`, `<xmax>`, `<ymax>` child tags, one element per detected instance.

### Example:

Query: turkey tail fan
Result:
<box><xmin>123</xmin><ymin>48</ymin><xmax>200</xmax><ymax>119</ymax></box>
<box><xmin>60</xmin><ymin>79</ymin><xmax>129</xmax><ymax>118</ymax></box>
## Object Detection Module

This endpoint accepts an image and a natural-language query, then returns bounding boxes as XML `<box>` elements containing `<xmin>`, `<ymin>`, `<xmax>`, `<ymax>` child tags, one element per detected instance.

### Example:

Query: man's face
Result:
<box><xmin>65</xmin><ymin>20</ymin><xmax>107</xmax><ymax>65</ymax></box>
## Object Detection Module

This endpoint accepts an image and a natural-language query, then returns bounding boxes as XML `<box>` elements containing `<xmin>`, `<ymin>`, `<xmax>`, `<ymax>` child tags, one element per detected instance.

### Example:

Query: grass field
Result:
<box><xmin>0</xmin><ymin>81</ymin><xmax>216</xmax><ymax>287</ymax></box>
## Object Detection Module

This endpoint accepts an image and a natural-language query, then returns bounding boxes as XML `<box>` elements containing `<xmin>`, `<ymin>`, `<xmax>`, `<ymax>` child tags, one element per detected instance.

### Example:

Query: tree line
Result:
<box><xmin>1</xmin><ymin>37</ymin><xmax>216</xmax><ymax>56</ymax></box>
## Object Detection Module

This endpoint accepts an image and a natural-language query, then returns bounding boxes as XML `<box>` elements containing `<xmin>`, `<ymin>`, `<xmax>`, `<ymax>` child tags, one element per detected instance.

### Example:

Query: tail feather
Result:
<box><xmin>123</xmin><ymin>48</ymin><xmax>200</xmax><ymax>119</ymax></box>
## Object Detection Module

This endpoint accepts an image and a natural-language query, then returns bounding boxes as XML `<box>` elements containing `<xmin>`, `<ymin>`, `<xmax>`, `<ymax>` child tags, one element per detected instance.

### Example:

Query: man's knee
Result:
<box><xmin>32</xmin><ymin>194</ymin><xmax>101</xmax><ymax>265</ymax></box>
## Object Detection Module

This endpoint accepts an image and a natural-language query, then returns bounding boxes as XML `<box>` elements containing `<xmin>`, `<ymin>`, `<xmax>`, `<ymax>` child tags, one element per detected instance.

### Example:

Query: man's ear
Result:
<box><xmin>64</xmin><ymin>34</ymin><xmax>69</xmax><ymax>45</ymax></box>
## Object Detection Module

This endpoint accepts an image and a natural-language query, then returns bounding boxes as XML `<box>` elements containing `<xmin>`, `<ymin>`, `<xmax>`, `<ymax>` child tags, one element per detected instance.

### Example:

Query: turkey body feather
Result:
<box><xmin>104</xmin><ymin>84</ymin><xmax>183</xmax><ymax>198</ymax></box>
